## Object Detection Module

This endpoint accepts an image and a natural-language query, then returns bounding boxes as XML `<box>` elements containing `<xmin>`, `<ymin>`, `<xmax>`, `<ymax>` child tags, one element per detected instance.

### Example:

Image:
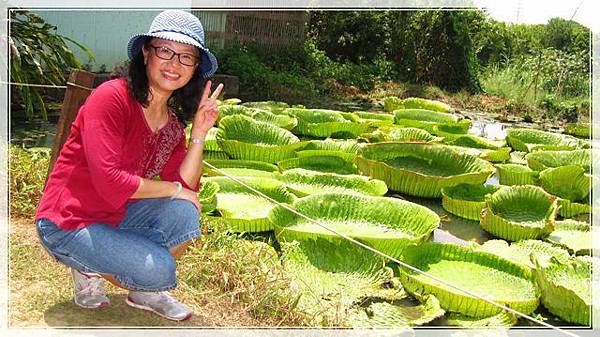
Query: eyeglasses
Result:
<box><xmin>148</xmin><ymin>45</ymin><xmax>199</xmax><ymax>67</ymax></box>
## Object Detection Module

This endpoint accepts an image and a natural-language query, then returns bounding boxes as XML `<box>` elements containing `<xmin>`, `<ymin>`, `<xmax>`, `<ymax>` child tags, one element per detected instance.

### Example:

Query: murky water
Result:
<box><xmin>10</xmin><ymin>119</ymin><xmax>56</xmax><ymax>148</ymax></box>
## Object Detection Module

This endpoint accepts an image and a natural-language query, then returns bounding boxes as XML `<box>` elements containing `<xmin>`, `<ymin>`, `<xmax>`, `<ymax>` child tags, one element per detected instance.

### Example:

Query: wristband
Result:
<box><xmin>170</xmin><ymin>181</ymin><xmax>183</xmax><ymax>200</ymax></box>
<box><xmin>189</xmin><ymin>137</ymin><xmax>204</xmax><ymax>145</ymax></box>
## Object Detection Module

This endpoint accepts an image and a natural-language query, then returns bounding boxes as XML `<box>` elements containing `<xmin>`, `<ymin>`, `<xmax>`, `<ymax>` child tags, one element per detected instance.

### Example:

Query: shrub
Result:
<box><xmin>9</xmin><ymin>145</ymin><xmax>50</xmax><ymax>218</ymax></box>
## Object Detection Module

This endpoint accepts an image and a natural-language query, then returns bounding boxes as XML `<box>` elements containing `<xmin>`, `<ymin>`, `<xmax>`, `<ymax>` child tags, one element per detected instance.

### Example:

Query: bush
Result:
<box><xmin>540</xmin><ymin>94</ymin><xmax>586</xmax><ymax>122</ymax></box>
<box><xmin>9</xmin><ymin>146</ymin><xmax>50</xmax><ymax>218</ymax></box>
<box><xmin>10</xmin><ymin>10</ymin><xmax>93</xmax><ymax>121</ymax></box>
<box><xmin>215</xmin><ymin>39</ymin><xmax>397</xmax><ymax>101</ymax></box>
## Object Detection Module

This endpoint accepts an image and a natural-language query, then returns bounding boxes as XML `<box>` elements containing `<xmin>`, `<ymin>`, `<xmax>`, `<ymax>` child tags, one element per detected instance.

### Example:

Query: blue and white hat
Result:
<box><xmin>127</xmin><ymin>10</ymin><xmax>218</xmax><ymax>78</ymax></box>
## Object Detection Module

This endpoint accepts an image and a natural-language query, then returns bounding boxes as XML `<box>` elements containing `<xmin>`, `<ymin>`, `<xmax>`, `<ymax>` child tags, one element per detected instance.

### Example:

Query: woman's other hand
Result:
<box><xmin>191</xmin><ymin>80</ymin><xmax>224</xmax><ymax>137</ymax></box>
<box><xmin>176</xmin><ymin>187</ymin><xmax>202</xmax><ymax>212</ymax></box>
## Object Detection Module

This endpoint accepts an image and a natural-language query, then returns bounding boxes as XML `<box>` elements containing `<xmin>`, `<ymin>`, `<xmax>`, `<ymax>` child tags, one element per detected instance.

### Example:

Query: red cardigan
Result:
<box><xmin>36</xmin><ymin>78</ymin><xmax>199</xmax><ymax>230</ymax></box>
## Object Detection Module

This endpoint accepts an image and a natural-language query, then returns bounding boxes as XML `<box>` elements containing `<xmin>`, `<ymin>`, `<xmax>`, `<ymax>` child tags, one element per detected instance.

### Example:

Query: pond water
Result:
<box><xmin>10</xmin><ymin>119</ymin><xmax>56</xmax><ymax>148</ymax></box>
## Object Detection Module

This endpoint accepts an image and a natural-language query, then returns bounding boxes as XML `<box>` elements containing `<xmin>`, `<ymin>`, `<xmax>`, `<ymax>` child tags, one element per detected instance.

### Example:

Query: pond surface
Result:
<box><xmin>10</xmin><ymin>119</ymin><xmax>56</xmax><ymax>148</ymax></box>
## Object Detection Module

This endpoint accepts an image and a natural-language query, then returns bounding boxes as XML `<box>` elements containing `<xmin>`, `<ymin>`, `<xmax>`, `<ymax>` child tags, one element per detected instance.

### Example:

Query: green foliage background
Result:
<box><xmin>10</xmin><ymin>10</ymin><xmax>93</xmax><ymax>121</ymax></box>
<box><xmin>216</xmin><ymin>10</ymin><xmax>590</xmax><ymax>120</ymax></box>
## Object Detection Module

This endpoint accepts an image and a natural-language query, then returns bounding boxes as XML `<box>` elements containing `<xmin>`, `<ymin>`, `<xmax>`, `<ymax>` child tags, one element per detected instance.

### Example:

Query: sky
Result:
<box><xmin>475</xmin><ymin>0</ymin><xmax>599</xmax><ymax>32</ymax></box>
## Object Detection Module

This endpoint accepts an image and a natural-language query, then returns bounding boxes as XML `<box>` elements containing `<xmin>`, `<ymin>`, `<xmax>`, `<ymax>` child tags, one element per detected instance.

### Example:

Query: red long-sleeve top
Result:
<box><xmin>35</xmin><ymin>78</ymin><xmax>199</xmax><ymax>230</ymax></box>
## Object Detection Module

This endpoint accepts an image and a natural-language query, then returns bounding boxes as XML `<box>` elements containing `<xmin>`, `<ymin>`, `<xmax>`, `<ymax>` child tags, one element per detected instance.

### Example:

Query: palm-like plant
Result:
<box><xmin>10</xmin><ymin>10</ymin><xmax>94</xmax><ymax>121</ymax></box>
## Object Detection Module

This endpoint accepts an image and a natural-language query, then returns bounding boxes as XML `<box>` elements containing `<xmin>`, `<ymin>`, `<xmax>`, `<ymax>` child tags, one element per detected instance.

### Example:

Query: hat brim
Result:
<box><xmin>127</xmin><ymin>32</ymin><xmax>218</xmax><ymax>79</ymax></box>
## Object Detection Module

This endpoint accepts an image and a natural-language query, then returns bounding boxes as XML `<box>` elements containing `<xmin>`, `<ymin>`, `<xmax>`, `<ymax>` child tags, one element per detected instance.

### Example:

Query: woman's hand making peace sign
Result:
<box><xmin>191</xmin><ymin>80</ymin><xmax>224</xmax><ymax>138</ymax></box>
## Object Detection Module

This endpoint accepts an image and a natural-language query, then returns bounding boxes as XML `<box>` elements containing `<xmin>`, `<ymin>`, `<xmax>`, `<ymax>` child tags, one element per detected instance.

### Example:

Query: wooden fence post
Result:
<box><xmin>46</xmin><ymin>69</ymin><xmax>95</xmax><ymax>184</ymax></box>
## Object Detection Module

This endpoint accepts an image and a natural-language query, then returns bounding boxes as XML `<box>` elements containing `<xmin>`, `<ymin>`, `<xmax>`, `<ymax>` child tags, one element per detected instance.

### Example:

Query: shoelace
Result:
<box><xmin>78</xmin><ymin>276</ymin><xmax>105</xmax><ymax>297</ymax></box>
<box><xmin>156</xmin><ymin>291</ymin><xmax>178</xmax><ymax>304</ymax></box>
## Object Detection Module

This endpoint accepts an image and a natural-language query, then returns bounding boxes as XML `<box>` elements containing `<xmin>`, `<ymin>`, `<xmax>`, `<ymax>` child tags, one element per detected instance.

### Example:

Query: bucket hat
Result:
<box><xmin>127</xmin><ymin>10</ymin><xmax>218</xmax><ymax>78</ymax></box>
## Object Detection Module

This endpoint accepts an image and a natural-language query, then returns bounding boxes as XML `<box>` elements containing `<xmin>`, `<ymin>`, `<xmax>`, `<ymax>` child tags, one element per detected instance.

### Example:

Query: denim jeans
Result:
<box><xmin>36</xmin><ymin>198</ymin><xmax>201</xmax><ymax>291</ymax></box>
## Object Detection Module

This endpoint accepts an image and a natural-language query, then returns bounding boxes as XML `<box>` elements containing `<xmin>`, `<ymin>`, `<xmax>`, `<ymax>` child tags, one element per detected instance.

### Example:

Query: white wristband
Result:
<box><xmin>170</xmin><ymin>181</ymin><xmax>183</xmax><ymax>200</ymax></box>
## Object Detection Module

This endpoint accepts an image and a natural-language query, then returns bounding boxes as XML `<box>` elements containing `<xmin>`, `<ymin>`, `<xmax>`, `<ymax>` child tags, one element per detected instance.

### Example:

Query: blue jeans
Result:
<box><xmin>36</xmin><ymin>198</ymin><xmax>201</xmax><ymax>292</ymax></box>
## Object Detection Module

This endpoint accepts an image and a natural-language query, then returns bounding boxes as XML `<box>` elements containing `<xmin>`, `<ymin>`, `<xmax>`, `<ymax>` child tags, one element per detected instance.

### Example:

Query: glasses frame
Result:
<box><xmin>147</xmin><ymin>44</ymin><xmax>200</xmax><ymax>67</ymax></box>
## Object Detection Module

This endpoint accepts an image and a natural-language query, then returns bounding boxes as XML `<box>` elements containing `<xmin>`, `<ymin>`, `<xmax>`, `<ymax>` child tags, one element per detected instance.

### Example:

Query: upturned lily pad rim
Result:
<box><xmin>480</xmin><ymin>185</ymin><xmax>558</xmax><ymax>241</ymax></box>
<box><xmin>270</xmin><ymin>192</ymin><xmax>440</xmax><ymax>257</ymax></box>
<box><xmin>358</xmin><ymin>142</ymin><xmax>495</xmax><ymax>181</ymax></box>
<box><xmin>277</xmin><ymin>168</ymin><xmax>388</xmax><ymax>197</ymax></box>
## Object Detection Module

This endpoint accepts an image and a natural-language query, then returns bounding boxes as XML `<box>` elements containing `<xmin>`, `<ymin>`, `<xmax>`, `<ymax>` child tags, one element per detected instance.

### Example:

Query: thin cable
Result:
<box><xmin>2</xmin><ymin>81</ymin><xmax>67</xmax><ymax>89</ymax></box>
<box><xmin>203</xmin><ymin>161</ymin><xmax>580</xmax><ymax>337</ymax></box>
<box><xmin>2</xmin><ymin>81</ymin><xmax>94</xmax><ymax>91</ymax></box>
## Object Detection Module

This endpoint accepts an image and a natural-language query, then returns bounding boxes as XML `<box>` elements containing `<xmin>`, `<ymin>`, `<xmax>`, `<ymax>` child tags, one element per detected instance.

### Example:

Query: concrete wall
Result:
<box><xmin>35</xmin><ymin>9</ymin><xmax>227</xmax><ymax>72</ymax></box>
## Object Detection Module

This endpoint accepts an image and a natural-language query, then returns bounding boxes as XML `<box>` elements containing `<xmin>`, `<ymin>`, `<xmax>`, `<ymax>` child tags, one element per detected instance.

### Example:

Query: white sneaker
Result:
<box><xmin>126</xmin><ymin>290</ymin><xmax>193</xmax><ymax>321</ymax></box>
<box><xmin>71</xmin><ymin>268</ymin><xmax>110</xmax><ymax>309</ymax></box>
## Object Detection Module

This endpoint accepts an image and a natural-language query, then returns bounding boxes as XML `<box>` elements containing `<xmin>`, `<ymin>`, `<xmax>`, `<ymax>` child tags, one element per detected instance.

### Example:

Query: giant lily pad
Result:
<box><xmin>398</xmin><ymin>242</ymin><xmax>539</xmax><ymax>318</ymax></box>
<box><xmin>296</xmin><ymin>138</ymin><xmax>363</xmax><ymax>161</ymax></box>
<box><xmin>198</xmin><ymin>180</ymin><xmax>219</xmax><ymax>214</ymax></box>
<box><xmin>280</xmin><ymin>239</ymin><xmax>407</xmax><ymax>326</ymax></box>
<box><xmin>216</xmin><ymin>115</ymin><xmax>306</xmax><ymax>163</ymax></box>
<box><xmin>441</xmin><ymin>184</ymin><xmax>503</xmax><ymax>221</ymax></box>
<box><xmin>354</xmin><ymin>111</ymin><xmax>395</xmax><ymax>128</ymax></box>
<box><xmin>506</xmin><ymin>128</ymin><xmax>582</xmax><ymax>152</ymax></box>
<box><xmin>217</xmin><ymin>104</ymin><xmax>253</xmax><ymax>122</ymax></box>
<box><xmin>480</xmin><ymin>185</ymin><xmax>558</xmax><ymax>241</ymax></box>
<box><xmin>347</xmin><ymin>295</ymin><xmax>445</xmax><ymax>328</ymax></box>
<box><xmin>276</xmin><ymin>168</ymin><xmax>388</xmax><ymax>197</ymax></box>
<box><xmin>430</xmin><ymin>122</ymin><xmax>472</xmax><ymax>139</ymax></box>
<box><xmin>220</xmin><ymin>98</ymin><xmax>242</xmax><ymax>105</ymax></box>
<box><xmin>356</xmin><ymin>143</ymin><xmax>494</xmax><ymax>198</ymax></box>
<box><xmin>495</xmin><ymin>164</ymin><xmax>539</xmax><ymax>186</ymax></box>
<box><xmin>474</xmin><ymin>239</ymin><xmax>570</xmax><ymax>270</ymax></box>
<box><xmin>361</xmin><ymin>127</ymin><xmax>443</xmax><ymax>143</ymax></box>
<box><xmin>564</xmin><ymin>122</ymin><xmax>591</xmax><ymax>138</ymax></box>
<box><xmin>557</xmin><ymin>199</ymin><xmax>592</xmax><ymax>218</ymax></box>
<box><xmin>446</xmin><ymin>134</ymin><xmax>507</xmax><ymax>149</ymax></box>
<box><xmin>450</xmin><ymin>146</ymin><xmax>511</xmax><ymax>163</ymax></box>
<box><xmin>250</xmin><ymin>109</ymin><xmax>298</xmax><ymax>130</ymax></box>
<box><xmin>509</xmin><ymin>151</ymin><xmax>528</xmax><ymax>165</ymax></box>
<box><xmin>525</xmin><ymin>149</ymin><xmax>591</xmax><ymax>172</ymax></box>
<box><xmin>383</xmin><ymin>96</ymin><xmax>403</xmax><ymax>112</ymax></box>
<box><xmin>394</xmin><ymin>109</ymin><xmax>466</xmax><ymax>133</ymax></box>
<box><xmin>401</xmin><ymin>97</ymin><xmax>452</xmax><ymax>112</ymax></box>
<box><xmin>208</xmin><ymin>176</ymin><xmax>295</xmax><ymax>232</ymax></box>
<box><xmin>277</xmin><ymin>155</ymin><xmax>359</xmax><ymax>175</ymax></box>
<box><xmin>286</xmin><ymin>108</ymin><xmax>373</xmax><ymax>139</ymax></box>
<box><xmin>443</xmin><ymin>311</ymin><xmax>518</xmax><ymax>328</ymax></box>
<box><xmin>547</xmin><ymin>220</ymin><xmax>592</xmax><ymax>256</ymax></box>
<box><xmin>271</xmin><ymin>193</ymin><xmax>439</xmax><ymax>259</ymax></box>
<box><xmin>303</xmin><ymin>138</ymin><xmax>363</xmax><ymax>153</ymax></box>
<box><xmin>538</xmin><ymin>165</ymin><xmax>593</xmax><ymax>202</ymax></box>
<box><xmin>533</xmin><ymin>255</ymin><xmax>592</xmax><ymax>326</ymax></box>
<box><xmin>204</xmin><ymin>159</ymin><xmax>279</xmax><ymax>178</ymax></box>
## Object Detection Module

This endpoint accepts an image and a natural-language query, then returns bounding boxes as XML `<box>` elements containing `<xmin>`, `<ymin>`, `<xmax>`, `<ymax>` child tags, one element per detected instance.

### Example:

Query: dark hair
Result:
<box><xmin>126</xmin><ymin>40</ymin><xmax>205</xmax><ymax>125</ymax></box>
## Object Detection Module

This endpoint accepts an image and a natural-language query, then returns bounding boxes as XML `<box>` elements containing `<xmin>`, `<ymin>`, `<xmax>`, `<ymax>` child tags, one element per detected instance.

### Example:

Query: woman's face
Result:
<box><xmin>142</xmin><ymin>38</ymin><xmax>199</xmax><ymax>95</ymax></box>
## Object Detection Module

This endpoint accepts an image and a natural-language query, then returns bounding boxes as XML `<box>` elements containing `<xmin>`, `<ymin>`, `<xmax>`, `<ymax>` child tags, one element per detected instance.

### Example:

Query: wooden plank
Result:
<box><xmin>46</xmin><ymin>69</ymin><xmax>95</xmax><ymax>183</ymax></box>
